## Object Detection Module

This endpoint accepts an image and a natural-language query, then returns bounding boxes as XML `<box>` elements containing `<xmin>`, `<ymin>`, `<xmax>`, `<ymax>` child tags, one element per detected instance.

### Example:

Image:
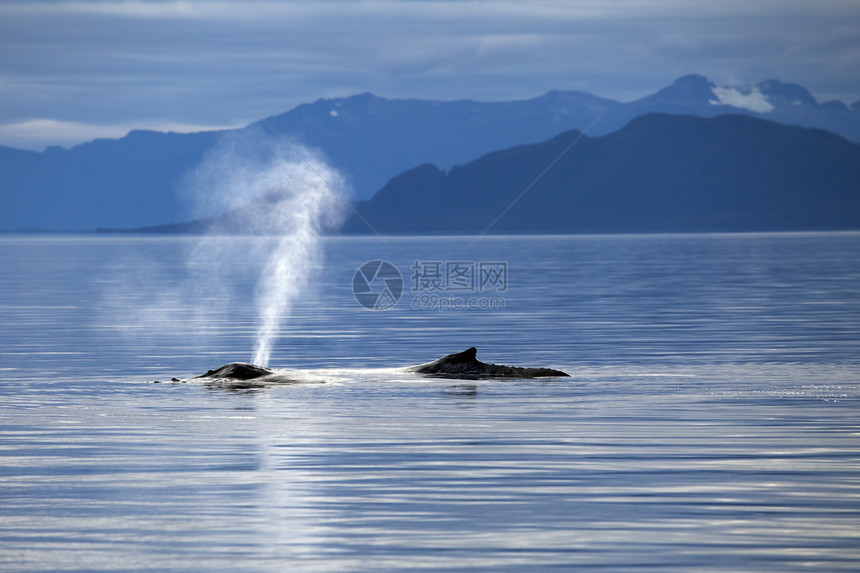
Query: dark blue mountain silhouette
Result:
<box><xmin>339</xmin><ymin>113</ymin><xmax>860</xmax><ymax>234</ymax></box>
<box><xmin>2</xmin><ymin>75</ymin><xmax>859</xmax><ymax>231</ymax></box>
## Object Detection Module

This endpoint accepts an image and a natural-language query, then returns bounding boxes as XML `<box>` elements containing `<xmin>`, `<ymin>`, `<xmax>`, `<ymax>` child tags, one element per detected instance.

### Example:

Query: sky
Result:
<box><xmin>1</xmin><ymin>0</ymin><xmax>859</xmax><ymax>150</ymax></box>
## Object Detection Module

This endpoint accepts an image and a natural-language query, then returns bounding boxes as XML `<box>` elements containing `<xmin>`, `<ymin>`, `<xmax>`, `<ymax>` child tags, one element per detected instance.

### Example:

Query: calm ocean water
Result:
<box><xmin>1</xmin><ymin>233</ymin><xmax>859</xmax><ymax>571</ymax></box>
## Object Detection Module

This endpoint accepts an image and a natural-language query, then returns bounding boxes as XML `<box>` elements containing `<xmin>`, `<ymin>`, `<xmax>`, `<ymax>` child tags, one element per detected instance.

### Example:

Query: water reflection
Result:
<box><xmin>442</xmin><ymin>383</ymin><xmax>479</xmax><ymax>398</ymax></box>
<box><xmin>1</xmin><ymin>234</ymin><xmax>859</xmax><ymax>571</ymax></box>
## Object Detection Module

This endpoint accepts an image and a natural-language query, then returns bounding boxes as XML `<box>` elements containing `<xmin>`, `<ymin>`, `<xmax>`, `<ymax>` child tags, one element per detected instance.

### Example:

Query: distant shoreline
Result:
<box><xmin>2</xmin><ymin>228</ymin><xmax>859</xmax><ymax>239</ymax></box>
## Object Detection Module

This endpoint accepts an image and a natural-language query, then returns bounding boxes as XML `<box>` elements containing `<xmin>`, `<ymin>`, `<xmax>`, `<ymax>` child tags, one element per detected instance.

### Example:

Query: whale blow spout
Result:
<box><xmin>409</xmin><ymin>347</ymin><xmax>569</xmax><ymax>379</ymax></box>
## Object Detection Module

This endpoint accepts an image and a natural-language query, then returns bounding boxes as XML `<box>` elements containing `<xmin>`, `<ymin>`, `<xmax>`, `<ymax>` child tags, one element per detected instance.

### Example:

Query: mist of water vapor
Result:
<box><xmin>188</xmin><ymin>131</ymin><xmax>346</xmax><ymax>366</ymax></box>
<box><xmin>99</xmin><ymin>130</ymin><xmax>347</xmax><ymax>367</ymax></box>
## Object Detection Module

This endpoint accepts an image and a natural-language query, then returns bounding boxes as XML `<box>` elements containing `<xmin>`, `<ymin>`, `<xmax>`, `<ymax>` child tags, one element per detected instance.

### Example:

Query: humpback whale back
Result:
<box><xmin>196</xmin><ymin>362</ymin><xmax>274</xmax><ymax>380</ymax></box>
<box><xmin>410</xmin><ymin>347</ymin><xmax>568</xmax><ymax>379</ymax></box>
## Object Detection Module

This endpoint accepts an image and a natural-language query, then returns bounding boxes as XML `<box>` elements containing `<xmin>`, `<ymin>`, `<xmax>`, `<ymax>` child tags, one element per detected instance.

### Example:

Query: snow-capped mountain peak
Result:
<box><xmin>757</xmin><ymin>79</ymin><xmax>818</xmax><ymax>107</ymax></box>
<box><xmin>709</xmin><ymin>85</ymin><xmax>774</xmax><ymax>113</ymax></box>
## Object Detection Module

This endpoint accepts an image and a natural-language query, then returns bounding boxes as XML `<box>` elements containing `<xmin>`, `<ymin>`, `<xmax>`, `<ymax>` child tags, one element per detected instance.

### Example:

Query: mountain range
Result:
<box><xmin>340</xmin><ymin>113</ymin><xmax>860</xmax><ymax>234</ymax></box>
<box><xmin>2</xmin><ymin>74</ymin><xmax>859</xmax><ymax>232</ymax></box>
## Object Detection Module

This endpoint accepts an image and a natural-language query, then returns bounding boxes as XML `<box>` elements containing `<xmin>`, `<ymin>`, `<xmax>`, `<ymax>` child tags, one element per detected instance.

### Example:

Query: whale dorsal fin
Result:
<box><xmin>447</xmin><ymin>347</ymin><xmax>478</xmax><ymax>363</ymax></box>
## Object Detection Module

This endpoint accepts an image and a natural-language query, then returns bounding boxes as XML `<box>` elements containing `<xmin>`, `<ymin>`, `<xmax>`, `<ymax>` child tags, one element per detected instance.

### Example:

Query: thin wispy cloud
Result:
<box><xmin>0</xmin><ymin>118</ymin><xmax>240</xmax><ymax>149</ymax></box>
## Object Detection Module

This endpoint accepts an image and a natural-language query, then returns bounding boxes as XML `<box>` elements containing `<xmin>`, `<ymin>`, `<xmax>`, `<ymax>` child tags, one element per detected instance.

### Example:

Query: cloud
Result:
<box><xmin>0</xmin><ymin>118</ymin><xmax>240</xmax><ymax>150</ymax></box>
<box><xmin>0</xmin><ymin>0</ymin><xmax>859</xmax><ymax>149</ymax></box>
